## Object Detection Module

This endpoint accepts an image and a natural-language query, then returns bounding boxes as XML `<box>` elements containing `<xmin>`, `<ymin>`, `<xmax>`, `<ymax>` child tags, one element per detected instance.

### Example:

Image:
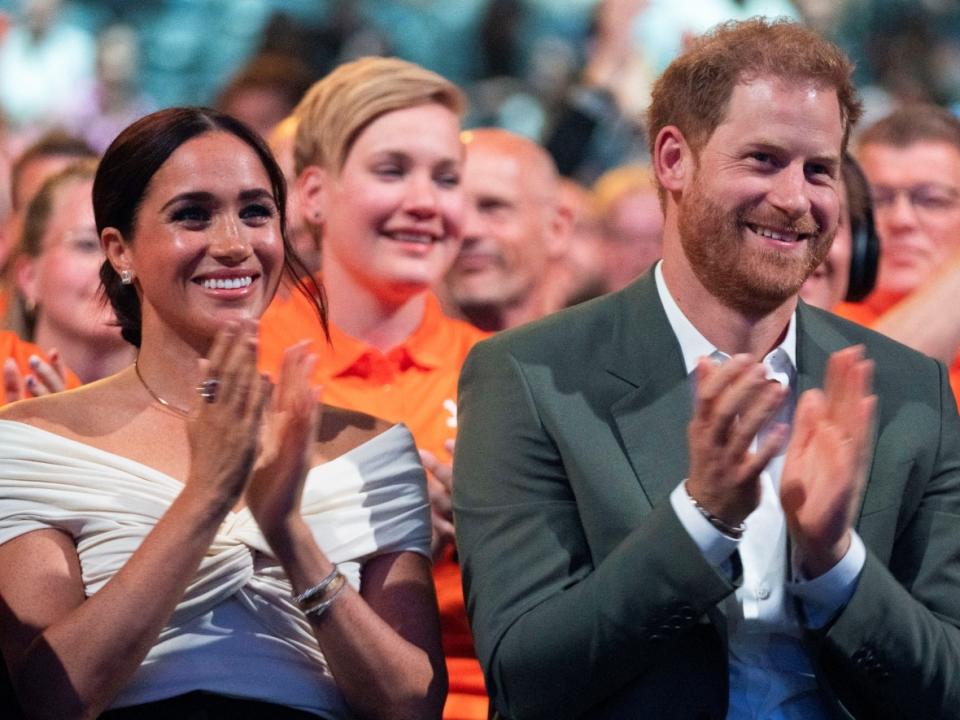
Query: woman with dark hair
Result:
<box><xmin>0</xmin><ymin>108</ymin><xmax>446</xmax><ymax>719</ymax></box>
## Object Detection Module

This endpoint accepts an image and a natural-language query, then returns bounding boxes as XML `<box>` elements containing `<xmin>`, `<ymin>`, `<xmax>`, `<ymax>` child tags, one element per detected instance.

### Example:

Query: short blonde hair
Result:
<box><xmin>592</xmin><ymin>163</ymin><xmax>657</xmax><ymax>219</ymax></box>
<box><xmin>293</xmin><ymin>56</ymin><xmax>466</xmax><ymax>176</ymax></box>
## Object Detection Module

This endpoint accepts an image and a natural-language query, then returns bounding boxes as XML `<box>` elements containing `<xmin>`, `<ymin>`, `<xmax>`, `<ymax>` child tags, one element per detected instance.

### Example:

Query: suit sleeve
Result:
<box><xmin>814</xmin><ymin>359</ymin><xmax>960</xmax><ymax>719</ymax></box>
<box><xmin>453</xmin><ymin>339</ymin><xmax>735</xmax><ymax>720</ymax></box>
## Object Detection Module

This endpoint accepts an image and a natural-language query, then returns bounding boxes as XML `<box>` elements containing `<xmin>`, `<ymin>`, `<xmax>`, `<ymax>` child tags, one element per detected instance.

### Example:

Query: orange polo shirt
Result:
<box><xmin>259</xmin><ymin>284</ymin><xmax>491</xmax><ymax>720</ymax></box>
<box><xmin>0</xmin><ymin>331</ymin><xmax>82</xmax><ymax>405</ymax></box>
<box><xmin>835</xmin><ymin>295</ymin><xmax>960</xmax><ymax>406</ymax></box>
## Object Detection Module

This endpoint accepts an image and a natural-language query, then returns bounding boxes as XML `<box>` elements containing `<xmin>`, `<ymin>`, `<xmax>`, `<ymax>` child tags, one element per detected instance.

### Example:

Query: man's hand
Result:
<box><xmin>420</xmin><ymin>439</ymin><xmax>456</xmax><ymax>560</ymax></box>
<box><xmin>781</xmin><ymin>346</ymin><xmax>876</xmax><ymax>578</ymax></box>
<box><xmin>686</xmin><ymin>354</ymin><xmax>788</xmax><ymax>527</ymax></box>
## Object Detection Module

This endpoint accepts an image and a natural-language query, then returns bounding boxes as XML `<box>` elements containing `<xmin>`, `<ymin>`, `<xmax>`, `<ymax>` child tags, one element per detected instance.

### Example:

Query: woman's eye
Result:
<box><xmin>436</xmin><ymin>172</ymin><xmax>460</xmax><ymax>188</ymax></box>
<box><xmin>240</xmin><ymin>203</ymin><xmax>275</xmax><ymax>221</ymax></box>
<box><xmin>375</xmin><ymin>165</ymin><xmax>404</xmax><ymax>178</ymax></box>
<box><xmin>170</xmin><ymin>206</ymin><xmax>210</xmax><ymax>224</ymax></box>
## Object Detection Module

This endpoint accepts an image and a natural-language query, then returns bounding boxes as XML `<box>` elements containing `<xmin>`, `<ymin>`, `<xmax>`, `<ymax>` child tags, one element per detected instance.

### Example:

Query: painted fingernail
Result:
<box><xmin>28</xmin><ymin>355</ymin><xmax>40</xmax><ymax>369</ymax></box>
<box><xmin>26</xmin><ymin>376</ymin><xmax>36</xmax><ymax>388</ymax></box>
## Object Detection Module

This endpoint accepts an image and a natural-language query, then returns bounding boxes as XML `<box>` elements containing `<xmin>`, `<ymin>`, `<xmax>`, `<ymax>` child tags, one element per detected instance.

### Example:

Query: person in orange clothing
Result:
<box><xmin>1</xmin><ymin>330</ymin><xmax>81</xmax><ymax>404</ymax></box>
<box><xmin>834</xmin><ymin>106</ymin><xmax>960</xmax><ymax>404</ymax></box>
<box><xmin>258</xmin><ymin>57</ymin><xmax>490</xmax><ymax>720</ymax></box>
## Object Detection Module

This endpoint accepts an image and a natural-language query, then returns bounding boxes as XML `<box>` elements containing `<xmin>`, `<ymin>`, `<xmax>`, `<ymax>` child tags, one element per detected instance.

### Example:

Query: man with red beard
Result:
<box><xmin>454</xmin><ymin>18</ymin><xmax>960</xmax><ymax>720</ymax></box>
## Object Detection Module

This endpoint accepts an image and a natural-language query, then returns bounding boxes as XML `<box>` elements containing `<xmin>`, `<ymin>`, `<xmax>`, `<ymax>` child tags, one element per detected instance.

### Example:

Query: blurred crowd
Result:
<box><xmin>4</xmin><ymin>1</ymin><xmax>960</xmax><ymax>718</ymax></box>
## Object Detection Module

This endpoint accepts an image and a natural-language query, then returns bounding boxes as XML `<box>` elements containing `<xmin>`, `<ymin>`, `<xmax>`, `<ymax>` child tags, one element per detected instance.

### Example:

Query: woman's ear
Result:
<box><xmin>101</xmin><ymin>227</ymin><xmax>133</xmax><ymax>282</ymax></box>
<box><xmin>14</xmin><ymin>254</ymin><xmax>39</xmax><ymax>310</ymax></box>
<box><xmin>297</xmin><ymin>165</ymin><xmax>332</xmax><ymax>228</ymax></box>
<box><xmin>653</xmin><ymin>125</ymin><xmax>693</xmax><ymax>194</ymax></box>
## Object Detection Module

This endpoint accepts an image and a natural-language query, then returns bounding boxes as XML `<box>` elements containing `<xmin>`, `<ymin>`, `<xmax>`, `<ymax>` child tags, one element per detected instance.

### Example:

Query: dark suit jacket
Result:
<box><xmin>453</xmin><ymin>271</ymin><xmax>960</xmax><ymax>720</ymax></box>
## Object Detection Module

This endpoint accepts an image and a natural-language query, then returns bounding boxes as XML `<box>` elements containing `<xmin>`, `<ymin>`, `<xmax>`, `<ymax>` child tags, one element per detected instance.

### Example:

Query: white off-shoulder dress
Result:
<box><xmin>0</xmin><ymin>420</ymin><xmax>431</xmax><ymax>718</ymax></box>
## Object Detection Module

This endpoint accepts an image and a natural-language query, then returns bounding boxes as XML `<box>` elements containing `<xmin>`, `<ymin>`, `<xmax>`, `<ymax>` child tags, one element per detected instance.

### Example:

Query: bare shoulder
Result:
<box><xmin>0</xmin><ymin>376</ymin><xmax>133</xmax><ymax>437</ymax></box>
<box><xmin>316</xmin><ymin>404</ymin><xmax>394</xmax><ymax>459</ymax></box>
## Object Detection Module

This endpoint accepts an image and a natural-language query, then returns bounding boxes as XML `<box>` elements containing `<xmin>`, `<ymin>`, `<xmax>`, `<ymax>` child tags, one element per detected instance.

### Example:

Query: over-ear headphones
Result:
<box><xmin>843</xmin><ymin>152</ymin><xmax>880</xmax><ymax>302</ymax></box>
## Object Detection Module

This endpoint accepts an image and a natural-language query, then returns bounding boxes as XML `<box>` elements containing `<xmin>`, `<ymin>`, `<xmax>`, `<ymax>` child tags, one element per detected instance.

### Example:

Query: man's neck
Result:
<box><xmin>457</xmin><ymin>291</ymin><xmax>546</xmax><ymax>333</ymax></box>
<box><xmin>660</xmin><ymin>257</ymin><xmax>797</xmax><ymax>359</ymax></box>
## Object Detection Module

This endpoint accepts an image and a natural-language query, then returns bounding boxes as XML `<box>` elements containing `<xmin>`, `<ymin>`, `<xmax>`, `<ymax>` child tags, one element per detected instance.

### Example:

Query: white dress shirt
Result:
<box><xmin>655</xmin><ymin>263</ymin><xmax>865</xmax><ymax>719</ymax></box>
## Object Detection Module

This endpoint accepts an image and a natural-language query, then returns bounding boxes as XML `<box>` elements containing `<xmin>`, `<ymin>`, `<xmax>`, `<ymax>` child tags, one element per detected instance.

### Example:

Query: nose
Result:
<box><xmin>878</xmin><ymin>191</ymin><xmax>920</xmax><ymax>233</ymax></box>
<box><xmin>210</xmin><ymin>215</ymin><xmax>251</xmax><ymax>262</ymax></box>
<box><xmin>403</xmin><ymin>171</ymin><xmax>439</xmax><ymax>219</ymax></box>
<box><xmin>767</xmin><ymin>164</ymin><xmax>812</xmax><ymax>219</ymax></box>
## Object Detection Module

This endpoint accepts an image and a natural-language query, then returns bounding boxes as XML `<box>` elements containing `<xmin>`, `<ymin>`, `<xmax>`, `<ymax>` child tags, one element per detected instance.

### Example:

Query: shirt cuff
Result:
<box><xmin>789</xmin><ymin>531</ymin><xmax>866</xmax><ymax>629</ymax></box>
<box><xmin>669</xmin><ymin>481</ymin><xmax>740</xmax><ymax>568</ymax></box>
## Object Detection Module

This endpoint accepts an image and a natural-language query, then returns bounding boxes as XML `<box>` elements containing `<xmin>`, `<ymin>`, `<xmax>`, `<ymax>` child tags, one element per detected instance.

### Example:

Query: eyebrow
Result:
<box><xmin>160</xmin><ymin>188</ymin><xmax>275</xmax><ymax>212</ymax></box>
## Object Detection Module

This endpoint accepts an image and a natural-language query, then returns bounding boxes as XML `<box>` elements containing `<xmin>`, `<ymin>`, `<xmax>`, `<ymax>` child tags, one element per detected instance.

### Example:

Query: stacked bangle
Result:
<box><xmin>295</xmin><ymin>568</ymin><xmax>348</xmax><ymax>620</ymax></box>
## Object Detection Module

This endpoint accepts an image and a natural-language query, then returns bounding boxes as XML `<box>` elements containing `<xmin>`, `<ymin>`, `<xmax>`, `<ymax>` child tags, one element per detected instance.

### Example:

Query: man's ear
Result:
<box><xmin>545</xmin><ymin>199</ymin><xmax>575</xmax><ymax>262</ymax></box>
<box><xmin>101</xmin><ymin>227</ymin><xmax>133</xmax><ymax>281</ymax></box>
<box><xmin>654</xmin><ymin>125</ymin><xmax>693</xmax><ymax>194</ymax></box>
<box><xmin>297</xmin><ymin>165</ymin><xmax>332</xmax><ymax>227</ymax></box>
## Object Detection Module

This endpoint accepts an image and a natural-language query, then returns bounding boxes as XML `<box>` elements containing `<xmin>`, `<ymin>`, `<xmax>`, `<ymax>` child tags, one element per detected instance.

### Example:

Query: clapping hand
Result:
<box><xmin>419</xmin><ymin>439</ymin><xmax>456</xmax><ymax>560</ymax></box>
<box><xmin>3</xmin><ymin>350</ymin><xmax>67</xmax><ymax>403</ymax></box>
<box><xmin>246</xmin><ymin>341</ymin><xmax>321</xmax><ymax>542</ymax></box>
<box><xmin>185</xmin><ymin>320</ymin><xmax>270</xmax><ymax>509</ymax></box>
<box><xmin>686</xmin><ymin>354</ymin><xmax>789</xmax><ymax>528</ymax></box>
<box><xmin>781</xmin><ymin>346</ymin><xmax>876</xmax><ymax>578</ymax></box>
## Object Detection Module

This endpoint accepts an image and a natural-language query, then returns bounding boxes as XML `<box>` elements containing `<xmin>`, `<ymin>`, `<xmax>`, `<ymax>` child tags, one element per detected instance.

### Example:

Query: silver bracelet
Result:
<box><xmin>302</xmin><ymin>573</ymin><xmax>347</xmax><ymax>620</ymax></box>
<box><xmin>293</xmin><ymin>567</ymin><xmax>340</xmax><ymax>607</ymax></box>
<box><xmin>687</xmin><ymin>489</ymin><xmax>746</xmax><ymax>539</ymax></box>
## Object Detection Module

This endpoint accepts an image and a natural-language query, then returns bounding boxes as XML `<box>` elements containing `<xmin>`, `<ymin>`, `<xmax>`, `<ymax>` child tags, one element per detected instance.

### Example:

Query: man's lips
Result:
<box><xmin>744</xmin><ymin>221</ymin><xmax>816</xmax><ymax>243</ymax></box>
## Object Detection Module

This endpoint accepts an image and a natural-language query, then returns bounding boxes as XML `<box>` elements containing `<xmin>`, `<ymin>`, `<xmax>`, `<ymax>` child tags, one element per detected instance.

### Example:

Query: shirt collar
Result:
<box><xmin>324</xmin><ymin>292</ymin><xmax>452</xmax><ymax>376</ymax></box>
<box><xmin>654</xmin><ymin>261</ymin><xmax>797</xmax><ymax>383</ymax></box>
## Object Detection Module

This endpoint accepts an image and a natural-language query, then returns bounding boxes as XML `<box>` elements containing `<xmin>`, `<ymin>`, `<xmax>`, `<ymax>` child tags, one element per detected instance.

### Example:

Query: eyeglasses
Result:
<box><xmin>871</xmin><ymin>184</ymin><xmax>960</xmax><ymax>215</ymax></box>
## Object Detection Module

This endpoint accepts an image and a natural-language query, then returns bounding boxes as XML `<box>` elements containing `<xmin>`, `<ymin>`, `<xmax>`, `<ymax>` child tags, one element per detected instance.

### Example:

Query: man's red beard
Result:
<box><xmin>677</xmin><ymin>172</ymin><xmax>834</xmax><ymax>317</ymax></box>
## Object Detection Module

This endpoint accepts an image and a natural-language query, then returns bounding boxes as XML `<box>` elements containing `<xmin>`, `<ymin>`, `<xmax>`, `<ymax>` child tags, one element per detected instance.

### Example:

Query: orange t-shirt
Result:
<box><xmin>835</xmin><ymin>296</ymin><xmax>960</xmax><ymax>405</ymax></box>
<box><xmin>0</xmin><ymin>331</ymin><xmax>82</xmax><ymax>405</ymax></box>
<box><xmin>259</xmin><ymin>284</ymin><xmax>491</xmax><ymax>720</ymax></box>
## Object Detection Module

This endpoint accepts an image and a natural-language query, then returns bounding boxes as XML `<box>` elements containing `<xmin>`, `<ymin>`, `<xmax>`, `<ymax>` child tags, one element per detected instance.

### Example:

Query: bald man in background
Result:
<box><xmin>442</xmin><ymin>129</ymin><xmax>573</xmax><ymax>332</ymax></box>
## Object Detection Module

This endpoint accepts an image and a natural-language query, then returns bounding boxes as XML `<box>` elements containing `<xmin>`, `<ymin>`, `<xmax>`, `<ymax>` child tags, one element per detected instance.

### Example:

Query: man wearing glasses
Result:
<box><xmin>836</xmin><ymin>105</ymin><xmax>960</xmax><ymax>403</ymax></box>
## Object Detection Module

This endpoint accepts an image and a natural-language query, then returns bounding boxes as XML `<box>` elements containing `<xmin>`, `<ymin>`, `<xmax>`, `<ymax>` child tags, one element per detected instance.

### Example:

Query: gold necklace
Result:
<box><xmin>134</xmin><ymin>359</ymin><xmax>190</xmax><ymax>416</ymax></box>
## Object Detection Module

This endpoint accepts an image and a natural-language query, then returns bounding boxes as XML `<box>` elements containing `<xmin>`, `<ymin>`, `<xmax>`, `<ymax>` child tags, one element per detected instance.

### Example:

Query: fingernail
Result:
<box><xmin>28</xmin><ymin>355</ymin><xmax>40</xmax><ymax>369</ymax></box>
<box><xmin>26</xmin><ymin>376</ymin><xmax>36</xmax><ymax>388</ymax></box>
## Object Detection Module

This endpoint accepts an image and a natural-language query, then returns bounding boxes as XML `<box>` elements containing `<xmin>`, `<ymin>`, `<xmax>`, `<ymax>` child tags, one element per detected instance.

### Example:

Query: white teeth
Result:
<box><xmin>200</xmin><ymin>276</ymin><xmax>253</xmax><ymax>290</ymax></box>
<box><xmin>752</xmin><ymin>225</ymin><xmax>799</xmax><ymax>242</ymax></box>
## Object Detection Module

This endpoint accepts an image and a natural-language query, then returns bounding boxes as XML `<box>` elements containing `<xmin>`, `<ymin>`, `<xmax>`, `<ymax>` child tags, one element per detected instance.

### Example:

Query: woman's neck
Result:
<box><xmin>133</xmin><ymin>323</ymin><xmax>209</xmax><ymax>414</ymax></box>
<box><xmin>32</xmin><ymin>321</ymin><xmax>136</xmax><ymax>384</ymax></box>
<box><xmin>322</xmin><ymin>260</ymin><xmax>428</xmax><ymax>353</ymax></box>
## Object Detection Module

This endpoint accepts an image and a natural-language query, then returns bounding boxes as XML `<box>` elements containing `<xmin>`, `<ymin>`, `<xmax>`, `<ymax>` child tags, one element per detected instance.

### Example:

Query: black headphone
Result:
<box><xmin>843</xmin><ymin>153</ymin><xmax>880</xmax><ymax>303</ymax></box>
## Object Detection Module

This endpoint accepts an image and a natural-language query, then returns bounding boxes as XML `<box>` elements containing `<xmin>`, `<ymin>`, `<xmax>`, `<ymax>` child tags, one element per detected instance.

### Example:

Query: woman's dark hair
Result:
<box><xmin>94</xmin><ymin>106</ymin><xmax>326</xmax><ymax>347</ymax></box>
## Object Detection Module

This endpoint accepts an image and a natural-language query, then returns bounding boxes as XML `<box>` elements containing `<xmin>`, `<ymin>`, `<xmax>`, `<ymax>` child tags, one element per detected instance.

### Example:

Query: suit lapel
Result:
<box><xmin>606</xmin><ymin>273</ymin><xmax>693</xmax><ymax>508</ymax></box>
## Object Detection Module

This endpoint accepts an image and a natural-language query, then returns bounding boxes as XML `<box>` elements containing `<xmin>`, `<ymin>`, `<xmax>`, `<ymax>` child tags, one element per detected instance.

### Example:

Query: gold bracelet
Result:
<box><xmin>301</xmin><ymin>573</ymin><xmax>347</xmax><ymax>619</ymax></box>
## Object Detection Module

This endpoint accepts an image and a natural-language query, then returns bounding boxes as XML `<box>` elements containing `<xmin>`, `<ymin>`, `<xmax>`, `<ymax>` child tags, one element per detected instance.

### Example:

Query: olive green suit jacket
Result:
<box><xmin>453</xmin><ymin>271</ymin><xmax>960</xmax><ymax>720</ymax></box>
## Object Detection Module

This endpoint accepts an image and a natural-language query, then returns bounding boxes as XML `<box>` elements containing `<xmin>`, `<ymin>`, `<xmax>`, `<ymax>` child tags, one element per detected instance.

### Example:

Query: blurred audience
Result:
<box><xmin>551</xmin><ymin>177</ymin><xmax>608</xmax><ymax>307</ymax></box>
<box><xmin>13</xmin><ymin>161</ymin><xmax>133</xmax><ymax>382</ymax></box>
<box><xmin>441</xmin><ymin>128</ymin><xmax>573</xmax><ymax>332</ymax></box>
<box><xmin>2</xmin><ymin>130</ymin><xmax>97</xmax><ymax>321</ymax></box>
<box><xmin>61</xmin><ymin>24</ymin><xmax>155</xmax><ymax>153</ymax></box>
<box><xmin>800</xmin><ymin>153</ymin><xmax>879</xmax><ymax>311</ymax></box>
<box><xmin>255</xmin><ymin>58</ymin><xmax>489</xmax><ymax>718</ymax></box>
<box><xmin>266</xmin><ymin>115</ymin><xmax>320</xmax><ymax>276</ymax></box>
<box><xmin>836</xmin><ymin>104</ymin><xmax>960</xmax><ymax>401</ymax></box>
<box><xmin>592</xmin><ymin>162</ymin><xmax>663</xmax><ymax>292</ymax></box>
<box><xmin>0</xmin><ymin>0</ymin><xmax>95</xmax><ymax>132</ymax></box>
<box><xmin>216</xmin><ymin>52</ymin><xmax>316</xmax><ymax>139</ymax></box>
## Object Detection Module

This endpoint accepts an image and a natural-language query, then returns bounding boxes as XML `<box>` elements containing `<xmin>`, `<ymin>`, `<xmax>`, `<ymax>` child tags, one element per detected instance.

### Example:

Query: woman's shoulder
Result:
<box><xmin>0</xmin><ymin>375</ymin><xmax>129</xmax><ymax>435</ymax></box>
<box><xmin>316</xmin><ymin>404</ymin><xmax>394</xmax><ymax>459</ymax></box>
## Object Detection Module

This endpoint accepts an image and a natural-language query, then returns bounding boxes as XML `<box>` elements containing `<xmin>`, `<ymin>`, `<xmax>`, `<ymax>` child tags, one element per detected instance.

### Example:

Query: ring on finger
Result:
<box><xmin>197</xmin><ymin>377</ymin><xmax>219</xmax><ymax>403</ymax></box>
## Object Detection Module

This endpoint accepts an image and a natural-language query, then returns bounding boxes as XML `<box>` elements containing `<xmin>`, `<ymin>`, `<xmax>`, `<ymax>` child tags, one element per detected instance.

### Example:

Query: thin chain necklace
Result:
<box><xmin>134</xmin><ymin>359</ymin><xmax>190</xmax><ymax>416</ymax></box>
